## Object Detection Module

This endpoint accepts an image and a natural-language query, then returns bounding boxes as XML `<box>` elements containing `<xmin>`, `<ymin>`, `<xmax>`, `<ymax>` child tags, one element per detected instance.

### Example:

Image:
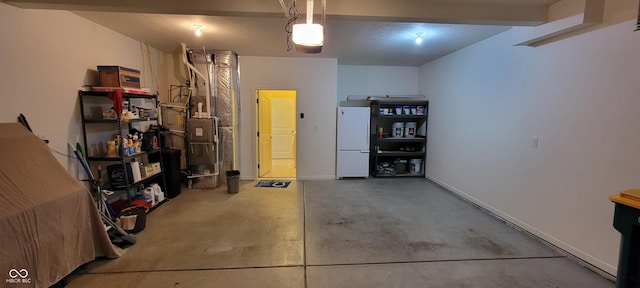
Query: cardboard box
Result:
<box><xmin>98</xmin><ymin>66</ymin><xmax>141</xmax><ymax>88</ymax></box>
<box><xmin>145</xmin><ymin>164</ymin><xmax>155</xmax><ymax>176</ymax></box>
<box><xmin>140</xmin><ymin>165</ymin><xmax>147</xmax><ymax>179</ymax></box>
<box><xmin>151</xmin><ymin>162</ymin><xmax>162</xmax><ymax>174</ymax></box>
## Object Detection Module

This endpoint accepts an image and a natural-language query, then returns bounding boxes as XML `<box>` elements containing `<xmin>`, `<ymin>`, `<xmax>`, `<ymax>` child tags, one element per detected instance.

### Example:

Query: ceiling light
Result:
<box><xmin>415</xmin><ymin>32</ymin><xmax>424</xmax><ymax>44</ymax></box>
<box><xmin>193</xmin><ymin>24</ymin><xmax>202</xmax><ymax>36</ymax></box>
<box><xmin>292</xmin><ymin>23</ymin><xmax>323</xmax><ymax>46</ymax></box>
<box><xmin>291</xmin><ymin>0</ymin><xmax>325</xmax><ymax>53</ymax></box>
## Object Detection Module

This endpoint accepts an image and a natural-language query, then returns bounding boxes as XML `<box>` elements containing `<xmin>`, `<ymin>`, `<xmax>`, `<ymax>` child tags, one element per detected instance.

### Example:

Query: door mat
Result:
<box><xmin>255</xmin><ymin>180</ymin><xmax>291</xmax><ymax>188</ymax></box>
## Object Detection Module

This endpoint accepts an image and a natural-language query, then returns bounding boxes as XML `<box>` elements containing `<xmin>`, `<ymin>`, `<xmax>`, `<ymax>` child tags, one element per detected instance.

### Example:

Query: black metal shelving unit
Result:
<box><xmin>78</xmin><ymin>90</ymin><xmax>167</xmax><ymax>211</ymax></box>
<box><xmin>370</xmin><ymin>99</ymin><xmax>429</xmax><ymax>178</ymax></box>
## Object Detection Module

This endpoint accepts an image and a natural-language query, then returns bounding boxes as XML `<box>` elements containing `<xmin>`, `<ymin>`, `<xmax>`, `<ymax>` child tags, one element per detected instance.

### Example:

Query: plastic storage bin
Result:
<box><xmin>119</xmin><ymin>206</ymin><xmax>147</xmax><ymax>233</ymax></box>
<box><xmin>610</xmin><ymin>189</ymin><xmax>640</xmax><ymax>288</ymax></box>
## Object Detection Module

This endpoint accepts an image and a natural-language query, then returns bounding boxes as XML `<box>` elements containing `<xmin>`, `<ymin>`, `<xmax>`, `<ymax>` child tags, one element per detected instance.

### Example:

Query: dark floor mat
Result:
<box><xmin>255</xmin><ymin>180</ymin><xmax>291</xmax><ymax>188</ymax></box>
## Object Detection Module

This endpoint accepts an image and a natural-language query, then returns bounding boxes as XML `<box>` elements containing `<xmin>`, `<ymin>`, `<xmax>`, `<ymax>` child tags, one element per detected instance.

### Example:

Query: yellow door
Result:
<box><xmin>258</xmin><ymin>91</ymin><xmax>273</xmax><ymax>177</ymax></box>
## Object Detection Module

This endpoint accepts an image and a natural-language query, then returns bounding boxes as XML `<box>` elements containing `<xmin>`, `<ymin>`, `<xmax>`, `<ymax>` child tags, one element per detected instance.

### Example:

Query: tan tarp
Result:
<box><xmin>0</xmin><ymin>123</ymin><xmax>121</xmax><ymax>287</ymax></box>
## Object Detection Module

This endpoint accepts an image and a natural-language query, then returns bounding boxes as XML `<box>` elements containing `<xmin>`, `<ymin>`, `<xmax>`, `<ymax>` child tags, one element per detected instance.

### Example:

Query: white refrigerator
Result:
<box><xmin>336</xmin><ymin>106</ymin><xmax>370</xmax><ymax>178</ymax></box>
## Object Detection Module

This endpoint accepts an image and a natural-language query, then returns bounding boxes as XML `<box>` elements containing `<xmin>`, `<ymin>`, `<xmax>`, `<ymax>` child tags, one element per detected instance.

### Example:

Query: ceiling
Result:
<box><xmin>4</xmin><ymin>0</ymin><xmax>561</xmax><ymax>66</ymax></box>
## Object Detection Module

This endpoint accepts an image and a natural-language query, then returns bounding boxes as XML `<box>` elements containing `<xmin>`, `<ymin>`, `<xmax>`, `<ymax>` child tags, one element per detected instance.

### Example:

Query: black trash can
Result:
<box><xmin>610</xmin><ymin>190</ymin><xmax>640</xmax><ymax>288</ymax></box>
<box><xmin>226</xmin><ymin>170</ymin><xmax>240</xmax><ymax>194</ymax></box>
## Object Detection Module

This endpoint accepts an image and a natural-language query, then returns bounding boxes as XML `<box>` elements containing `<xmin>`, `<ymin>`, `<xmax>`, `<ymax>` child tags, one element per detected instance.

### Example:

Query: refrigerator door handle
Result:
<box><xmin>366</xmin><ymin>125</ymin><xmax>369</xmax><ymax>146</ymax></box>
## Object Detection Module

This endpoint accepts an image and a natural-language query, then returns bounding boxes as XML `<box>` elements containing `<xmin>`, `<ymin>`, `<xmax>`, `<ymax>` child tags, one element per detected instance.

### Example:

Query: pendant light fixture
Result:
<box><xmin>291</xmin><ymin>0</ymin><xmax>325</xmax><ymax>53</ymax></box>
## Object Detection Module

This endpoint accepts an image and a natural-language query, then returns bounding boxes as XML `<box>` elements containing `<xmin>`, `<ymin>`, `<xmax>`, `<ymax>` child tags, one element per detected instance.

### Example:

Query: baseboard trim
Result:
<box><xmin>297</xmin><ymin>175</ymin><xmax>336</xmax><ymax>180</ymax></box>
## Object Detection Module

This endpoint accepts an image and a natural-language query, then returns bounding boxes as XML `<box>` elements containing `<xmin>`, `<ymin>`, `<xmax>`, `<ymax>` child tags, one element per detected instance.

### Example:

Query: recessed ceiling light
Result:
<box><xmin>193</xmin><ymin>24</ymin><xmax>202</xmax><ymax>36</ymax></box>
<box><xmin>415</xmin><ymin>32</ymin><xmax>424</xmax><ymax>44</ymax></box>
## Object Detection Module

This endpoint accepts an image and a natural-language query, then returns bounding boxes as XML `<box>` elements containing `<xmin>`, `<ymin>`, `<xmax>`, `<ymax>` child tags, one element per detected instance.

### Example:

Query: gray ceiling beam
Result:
<box><xmin>3</xmin><ymin>0</ymin><xmax>549</xmax><ymax>26</ymax></box>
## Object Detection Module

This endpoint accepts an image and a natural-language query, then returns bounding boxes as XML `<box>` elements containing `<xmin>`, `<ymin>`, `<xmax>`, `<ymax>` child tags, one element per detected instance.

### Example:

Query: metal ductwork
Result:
<box><xmin>183</xmin><ymin>48</ymin><xmax>240</xmax><ymax>189</ymax></box>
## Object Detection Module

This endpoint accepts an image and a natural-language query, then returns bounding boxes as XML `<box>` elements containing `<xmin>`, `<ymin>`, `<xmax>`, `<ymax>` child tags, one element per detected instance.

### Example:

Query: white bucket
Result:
<box><xmin>410</xmin><ymin>158</ymin><xmax>423</xmax><ymax>174</ymax></box>
<box><xmin>392</xmin><ymin>122</ymin><xmax>405</xmax><ymax>138</ymax></box>
<box><xmin>405</xmin><ymin>122</ymin><xmax>417</xmax><ymax>138</ymax></box>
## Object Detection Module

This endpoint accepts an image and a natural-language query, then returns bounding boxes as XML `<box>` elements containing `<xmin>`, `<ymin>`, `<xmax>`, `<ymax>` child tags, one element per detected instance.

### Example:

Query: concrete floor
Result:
<box><xmin>67</xmin><ymin>179</ymin><xmax>614</xmax><ymax>287</ymax></box>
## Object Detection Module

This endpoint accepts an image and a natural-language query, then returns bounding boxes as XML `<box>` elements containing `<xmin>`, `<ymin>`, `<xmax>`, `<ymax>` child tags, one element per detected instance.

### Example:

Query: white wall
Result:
<box><xmin>238</xmin><ymin>56</ymin><xmax>338</xmax><ymax>180</ymax></box>
<box><xmin>419</xmin><ymin>4</ymin><xmax>640</xmax><ymax>275</ymax></box>
<box><xmin>337</xmin><ymin>65</ymin><xmax>419</xmax><ymax>102</ymax></box>
<box><xmin>0</xmin><ymin>3</ymin><xmax>173</xmax><ymax>173</ymax></box>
